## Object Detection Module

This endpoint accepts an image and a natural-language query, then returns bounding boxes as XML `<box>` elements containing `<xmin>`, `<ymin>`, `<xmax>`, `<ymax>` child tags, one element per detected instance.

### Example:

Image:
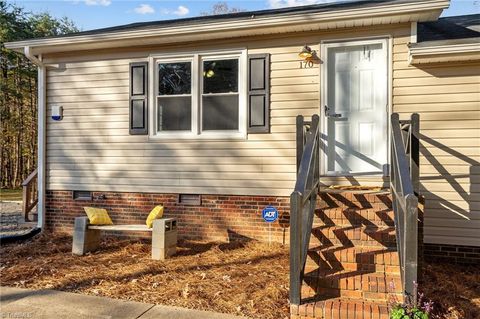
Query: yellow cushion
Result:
<box><xmin>146</xmin><ymin>205</ymin><xmax>164</xmax><ymax>228</ymax></box>
<box><xmin>84</xmin><ymin>207</ymin><xmax>113</xmax><ymax>225</ymax></box>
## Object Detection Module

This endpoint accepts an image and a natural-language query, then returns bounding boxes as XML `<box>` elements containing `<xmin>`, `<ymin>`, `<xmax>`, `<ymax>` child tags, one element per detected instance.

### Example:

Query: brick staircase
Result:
<box><xmin>290</xmin><ymin>190</ymin><xmax>402</xmax><ymax>319</ymax></box>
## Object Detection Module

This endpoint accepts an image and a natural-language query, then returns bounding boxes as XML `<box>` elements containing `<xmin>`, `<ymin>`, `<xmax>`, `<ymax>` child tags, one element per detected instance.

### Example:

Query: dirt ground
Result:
<box><xmin>0</xmin><ymin>233</ymin><xmax>478</xmax><ymax>319</ymax></box>
<box><xmin>0</xmin><ymin>233</ymin><xmax>290</xmax><ymax>319</ymax></box>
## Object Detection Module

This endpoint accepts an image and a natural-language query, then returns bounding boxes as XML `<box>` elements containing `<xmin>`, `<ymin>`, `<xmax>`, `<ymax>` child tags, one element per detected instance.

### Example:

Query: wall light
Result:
<box><xmin>299</xmin><ymin>45</ymin><xmax>314</xmax><ymax>60</ymax></box>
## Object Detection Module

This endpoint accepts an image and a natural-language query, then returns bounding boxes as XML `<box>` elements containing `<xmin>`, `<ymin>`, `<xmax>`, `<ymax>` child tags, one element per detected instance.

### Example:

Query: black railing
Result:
<box><xmin>290</xmin><ymin>114</ymin><xmax>320</xmax><ymax>306</ymax></box>
<box><xmin>390</xmin><ymin>113</ymin><xmax>420</xmax><ymax>302</ymax></box>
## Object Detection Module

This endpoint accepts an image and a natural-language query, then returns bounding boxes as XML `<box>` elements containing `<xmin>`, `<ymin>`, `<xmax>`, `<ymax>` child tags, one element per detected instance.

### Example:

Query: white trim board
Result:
<box><xmin>409</xmin><ymin>41</ymin><xmax>480</xmax><ymax>64</ymax></box>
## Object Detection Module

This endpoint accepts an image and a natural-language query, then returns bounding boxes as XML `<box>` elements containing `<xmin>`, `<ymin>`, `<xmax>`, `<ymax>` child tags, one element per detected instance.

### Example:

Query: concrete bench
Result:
<box><xmin>72</xmin><ymin>216</ymin><xmax>177</xmax><ymax>260</ymax></box>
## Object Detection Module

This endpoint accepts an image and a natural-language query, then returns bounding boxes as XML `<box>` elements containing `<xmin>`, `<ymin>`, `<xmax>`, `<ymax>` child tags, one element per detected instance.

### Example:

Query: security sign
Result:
<box><xmin>262</xmin><ymin>206</ymin><xmax>278</xmax><ymax>223</ymax></box>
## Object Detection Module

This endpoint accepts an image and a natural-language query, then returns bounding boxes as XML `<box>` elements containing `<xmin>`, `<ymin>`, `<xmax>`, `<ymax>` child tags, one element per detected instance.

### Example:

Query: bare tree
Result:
<box><xmin>200</xmin><ymin>2</ymin><xmax>245</xmax><ymax>16</ymax></box>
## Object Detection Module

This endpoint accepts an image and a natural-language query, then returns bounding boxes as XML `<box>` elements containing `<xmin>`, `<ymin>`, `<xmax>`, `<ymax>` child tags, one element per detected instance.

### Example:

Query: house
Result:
<box><xmin>5</xmin><ymin>0</ymin><xmax>479</xmax><ymax>318</ymax></box>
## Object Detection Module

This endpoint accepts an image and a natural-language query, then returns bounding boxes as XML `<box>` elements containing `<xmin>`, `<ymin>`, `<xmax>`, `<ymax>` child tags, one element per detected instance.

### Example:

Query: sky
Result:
<box><xmin>9</xmin><ymin>0</ymin><xmax>480</xmax><ymax>31</ymax></box>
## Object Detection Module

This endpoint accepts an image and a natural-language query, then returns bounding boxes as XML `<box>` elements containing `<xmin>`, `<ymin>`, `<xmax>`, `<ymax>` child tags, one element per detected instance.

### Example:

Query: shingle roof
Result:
<box><xmin>27</xmin><ymin>0</ymin><xmax>412</xmax><ymax>40</ymax></box>
<box><xmin>418</xmin><ymin>14</ymin><xmax>480</xmax><ymax>42</ymax></box>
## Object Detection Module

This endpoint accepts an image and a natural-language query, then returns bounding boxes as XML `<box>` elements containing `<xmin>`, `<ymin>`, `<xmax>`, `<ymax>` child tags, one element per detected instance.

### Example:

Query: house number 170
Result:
<box><xmin>299</xmin><ymin>61</ymin><xmax>314</xmax><ymax>68</ymax></box>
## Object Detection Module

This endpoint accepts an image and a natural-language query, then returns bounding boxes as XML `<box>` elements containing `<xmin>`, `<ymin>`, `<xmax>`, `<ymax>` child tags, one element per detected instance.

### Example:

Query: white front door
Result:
<box><xmin>323</xmin><ymin>39</ymin><xmax>388</xmax><ymax>175</ymax></box>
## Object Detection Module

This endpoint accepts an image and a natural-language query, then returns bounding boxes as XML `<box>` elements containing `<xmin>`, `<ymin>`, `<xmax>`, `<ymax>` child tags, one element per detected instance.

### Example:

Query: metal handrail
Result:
<box><xmin>390</xmin><ymin>113</ymin><xmax>420</xmax><ymax>303</ymax></box>
<box><xmin>290</xmin><ymin>114</ymin><xmax>320</xmax><ymax>306</ymax></box>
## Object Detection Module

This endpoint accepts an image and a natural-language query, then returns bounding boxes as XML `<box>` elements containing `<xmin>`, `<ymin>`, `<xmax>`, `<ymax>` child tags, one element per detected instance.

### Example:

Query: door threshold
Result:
<box><xmin>320</xmin><ymin>186</ymin><xmax>390</xmax><ymax>194</ymax></box>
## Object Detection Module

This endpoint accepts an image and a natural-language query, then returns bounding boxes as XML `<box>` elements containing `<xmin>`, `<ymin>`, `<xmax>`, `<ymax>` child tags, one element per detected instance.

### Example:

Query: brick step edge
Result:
<box><xmin>304</xmin><ymin>262</ymin><xmax>401</xmax><ymax>275</ymax></box>
<box><xmin>310</xmin><ymin>226</ymin><xmax>397</xmax><ymax>248</ymax></box>
<box><xmin>301</xmin><ymin>286</ymin><xmax>403</xmax><ymax>303</ymax></box>
<box><xmin>303</xmin><ymin>273</ymin><xmax>402</xmax><ymax>293</ymax></box>
<box><xmin>317</xmin><ymin>203</ymin><xmax>392</xmax><ymax>210</ymax></box>
<box><xmin>306</xmin><ymin>247</ymin><xmax>400</xmax><ymax>266</ymax></box>
<box><xmin>318</xmin><ymin>192</ymin><xmax>393</xmax><ymax>210</ymax></box>
<box><xmin>291</xmin><ymin>298</ymin><xmax>391</xmax><ymax>319</ymax></box>
<box><xmin>313</xmin><ymin>220</ymin><xmax>395</xmax><ymax>228</ymax></box>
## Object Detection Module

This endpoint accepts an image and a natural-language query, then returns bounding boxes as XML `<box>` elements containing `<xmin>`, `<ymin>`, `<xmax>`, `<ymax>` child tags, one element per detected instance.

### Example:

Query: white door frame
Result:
<box><xmin>319</xmin><ymin>36</ymin><xmax>392</xmax><ymax>177</ymax></box>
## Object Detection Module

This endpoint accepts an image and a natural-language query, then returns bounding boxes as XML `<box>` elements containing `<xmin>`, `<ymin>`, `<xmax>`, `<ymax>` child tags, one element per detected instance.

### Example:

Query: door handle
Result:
<box><xmin>324</xmin><ymin>105</ymin><xmax>342</xmax><ymax>118</ymax></box>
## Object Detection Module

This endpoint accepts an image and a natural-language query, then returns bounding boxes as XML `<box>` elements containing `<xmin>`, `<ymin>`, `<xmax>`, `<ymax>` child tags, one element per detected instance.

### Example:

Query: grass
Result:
<box><xmin>0</xmin><ymin>232</ymin><xmax>478</xmax><ymax>319</ymax></box>
<box><xmin>0</xmin><ymin>189</ymin><xmax>22</xmax><ymax>201</ymax></box>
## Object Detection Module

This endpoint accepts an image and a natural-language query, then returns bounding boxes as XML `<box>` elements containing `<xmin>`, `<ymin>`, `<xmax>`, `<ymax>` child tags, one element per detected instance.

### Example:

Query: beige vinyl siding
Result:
<box><xmin>45</xmin><ymin>48</ymin><xmax>304</xmax><ymax>196</ymax></box>
<box><xmin>45</xmin><ymin>26</ymin><xmax>401</xmax><ymax>196</ymax></box>
<box><xmin>392</xmin><ymin>40</ymin><xmax>480</xmax><ymax>246</ymax></box>
<box><xmin>44</xmin><ymin>24</ymin><xmax>480</xmax><ymax>246</ymax></box>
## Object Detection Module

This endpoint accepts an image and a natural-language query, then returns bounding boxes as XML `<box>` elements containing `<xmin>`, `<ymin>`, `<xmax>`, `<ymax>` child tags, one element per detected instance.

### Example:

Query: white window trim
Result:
<box><xmin>148</xmin><ymin>49</ymin><xmax>247</xmax><ymax>140</ymax></box>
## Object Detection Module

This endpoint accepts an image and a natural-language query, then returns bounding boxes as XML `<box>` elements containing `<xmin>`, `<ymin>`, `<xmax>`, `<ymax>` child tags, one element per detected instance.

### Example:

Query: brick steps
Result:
<box><xmin>318</xmin><ymin>191</ymin><xmax>392</xmax><ymax>210</ymax></box>
<box><xmin>307</xmin><ymin>246</ymin><xmax>400</xmax><ymax>266</ymax></box>
<box><xmin>301</xmin><ymin>288</ymin><xmax>402</xmax><ymax>304</ymax></box>
<box><xmin>291</xmin><ymin>298</ymin><xmax>390</xmax><ymax>319</ymax></box>
<box><xmin>305</xmin><ymin>246</ymin><xmax>400</xmax><ymax>275</ymax></box>
<box><xmin>310</xmin><ymin>225</ymin><xmax>397</xmax><ymax>248</ymax></box>
<box><xmin>314</xmin><ymin>208</ymin><xmax>395</xmax><ymax>228</ymax></box>
<box><xmin>291</xmin><ymin>190</ymin><xmax>401</xmax><ymax>319</ymax></box>
<box><xmin>305</xmin><ymin>261</ymin><xmax>400</xmax><ymax>275</ymax></box>
<box><xmin>302</xmin><ymin>272</ymin><xmax>401</xmax><ymax>297</ymax></box>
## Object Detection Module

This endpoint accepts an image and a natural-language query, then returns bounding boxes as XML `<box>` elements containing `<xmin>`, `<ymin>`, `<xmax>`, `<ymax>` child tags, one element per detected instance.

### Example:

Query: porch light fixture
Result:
<box><xmin>299</xmin><ymin>45</ymin><xmax>313</xmax><ymax>60</ymax></box>
<box><xmin>203</xmin><ymin>69</ymin><xmax>215</xmax><ymax>78</ymax></box>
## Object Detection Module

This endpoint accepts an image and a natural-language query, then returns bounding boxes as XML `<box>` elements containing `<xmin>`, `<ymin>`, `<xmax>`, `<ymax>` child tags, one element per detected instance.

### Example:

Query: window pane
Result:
<box><xmin>158</xmin><ymin>62</ymin><xmax>191</xmax><ymax>95</ymax></box>
<box><xmin>203</xmin><ymin>59</ymin><xmax>238</xmax><ymax>94</ymax></box>
<box><xmin>202</xmin><ymin>95</ymin><xmax>239</xmax><ymax>130</ymax></box>
<box><xmin>157</xmin><ymin>96</ymin><xmax>191</xmax><ymax>131</ymax></box>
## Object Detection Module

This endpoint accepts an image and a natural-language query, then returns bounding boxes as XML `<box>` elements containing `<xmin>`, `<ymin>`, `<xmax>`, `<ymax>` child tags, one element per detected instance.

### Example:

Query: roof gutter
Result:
<box><xmin>23</xmin><ymin>46</ymin><xmax>46</xmax><ymax>232</ymax></box>
<box><xmin>24</xmin><ymin>46</ymin><xmax>44</xmax><ymax>67</ymax></box>
<box><xmin>5</xmin><ymin>0</ymin><xmax>450</xmax><ymax>54</ymax></box>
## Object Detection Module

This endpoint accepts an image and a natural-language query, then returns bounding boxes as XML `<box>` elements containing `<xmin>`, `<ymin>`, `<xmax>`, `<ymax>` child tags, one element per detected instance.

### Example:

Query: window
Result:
<box><xmin>151</xmin><ymin>51</ymin><xmax>246</xmax><ymax>139</ymax></box>
<box><xmin>157</xmin><ymin>61</ymin><xmax>192</xmax><ymax>132</ymax></box>
<box><xmin>202</xmin><ymin>59</ymin><xmax>239</xmax><ymax>131</ymax></box>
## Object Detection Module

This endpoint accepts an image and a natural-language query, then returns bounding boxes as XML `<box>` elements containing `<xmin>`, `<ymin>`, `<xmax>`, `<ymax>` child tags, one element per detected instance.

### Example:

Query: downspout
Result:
<box><xmin>24</xmin><ymin>46</ymin><xmax>46</xmax><ymax>231</ymax></box>
<box><xmin>408</xmin><ymin>22</ymin><xmax>418</xmax><ymax>65</ymax></box>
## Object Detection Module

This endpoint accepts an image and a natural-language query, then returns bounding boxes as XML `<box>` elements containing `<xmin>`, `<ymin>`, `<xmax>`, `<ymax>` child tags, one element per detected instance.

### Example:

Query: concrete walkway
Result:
<box><xmin>0</xmin><ymin>201</ymin><xmax>37</xmax><ymax>237</ymax></box>
<box><xmin>0</xmin><ymin>286</ymin><xmax>248</xmax><ymax>319</ymax></box>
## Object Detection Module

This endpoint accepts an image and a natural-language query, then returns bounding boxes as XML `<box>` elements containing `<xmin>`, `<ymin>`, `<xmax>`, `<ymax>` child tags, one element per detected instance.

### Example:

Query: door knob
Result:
<box><xmin>324</xmin><ymin>105</ymin><xmax>342</xmax><ymax>118</ymax></box>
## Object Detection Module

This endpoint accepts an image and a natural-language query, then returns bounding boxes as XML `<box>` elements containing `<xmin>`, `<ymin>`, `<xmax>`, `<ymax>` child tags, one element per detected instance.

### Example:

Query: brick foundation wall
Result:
<box><xmin>45</xmin><ymin>190</ymin><xmax>290</xmax><ymax>243</ymax></box>
<box><xmin>423</xmin><ymin>243</ymin><xmax>480</xmax><ymax>265</ymax></box>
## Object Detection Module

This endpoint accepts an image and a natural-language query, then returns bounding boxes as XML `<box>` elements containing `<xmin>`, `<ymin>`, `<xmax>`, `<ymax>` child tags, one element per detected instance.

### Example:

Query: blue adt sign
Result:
<box><xmin>262</xmin><ymin>206</ymin><xmax>278</xmax><ymax>223</ymax></box>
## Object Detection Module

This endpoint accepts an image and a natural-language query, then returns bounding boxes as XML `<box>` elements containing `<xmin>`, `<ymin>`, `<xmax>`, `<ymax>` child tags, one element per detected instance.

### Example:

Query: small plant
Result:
<box><xmin>389</xmin><ymin>281</ymin><xmax>434</xmax><ymax>319</ymax></box>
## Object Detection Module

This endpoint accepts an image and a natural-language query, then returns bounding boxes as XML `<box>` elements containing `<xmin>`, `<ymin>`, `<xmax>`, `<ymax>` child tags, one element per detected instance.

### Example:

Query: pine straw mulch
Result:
<box><xmin>1</xmin><ymin>233</ymin><xmax>479</xmax><ymax>319</ymax></box>
<box><xmin>0</xmin><ymin>232</ymin><xmax>290</xmax><ymax>319</ymax></box>
<box><xmin>422</xmin><ymin>260</ymin><xmax>480</xmax><ymax>319</ymax></box>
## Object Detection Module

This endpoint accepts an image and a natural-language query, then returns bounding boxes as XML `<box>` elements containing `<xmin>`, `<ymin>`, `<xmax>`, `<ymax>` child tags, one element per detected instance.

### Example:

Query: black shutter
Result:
<box><xmin>129</xmin><ymin>62</ymin><xmax>148</xmax><ymax>135</ymax></box>
<box><xmin>247</xmin><ymin>54</ymin><xmax>270</xmax><ymax>133</ymax></box>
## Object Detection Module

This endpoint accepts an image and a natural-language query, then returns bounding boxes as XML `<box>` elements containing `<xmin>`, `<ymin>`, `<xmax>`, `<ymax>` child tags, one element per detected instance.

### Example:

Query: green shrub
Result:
<box><xmin>389</xmin><ymin>281</ymin><xmax>433</xmax><ymax>319</ymax></box>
